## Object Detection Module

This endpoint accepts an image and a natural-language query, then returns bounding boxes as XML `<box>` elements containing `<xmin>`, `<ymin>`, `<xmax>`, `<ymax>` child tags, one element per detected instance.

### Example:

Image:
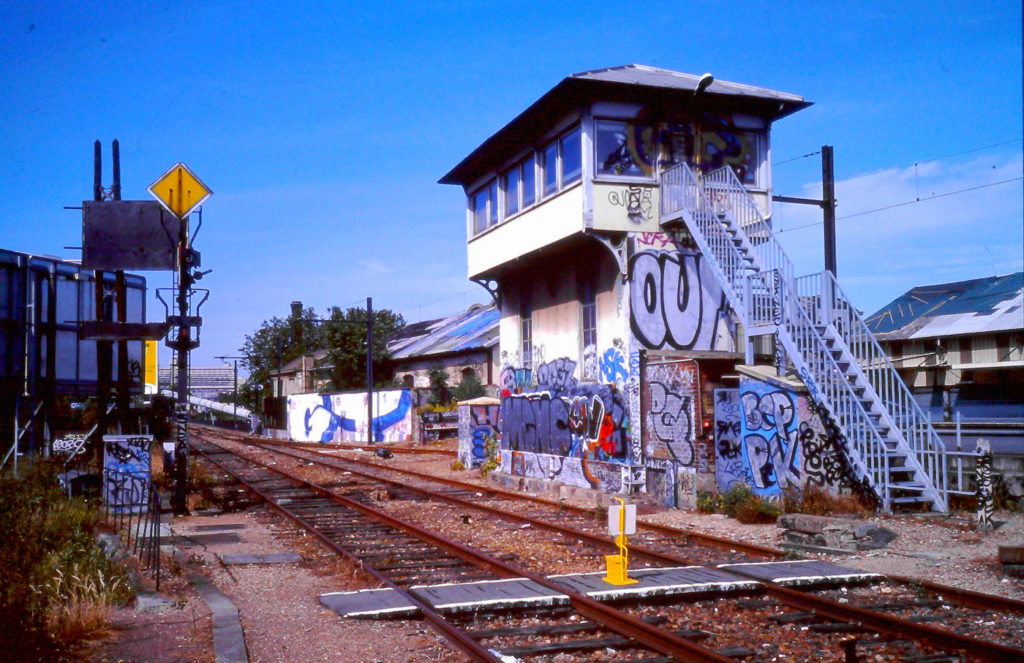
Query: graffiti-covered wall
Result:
<box><xmin>458</xmin><ymin>398</ymin><xmax>500</xmax><ymax>469</ymax></box>
<box><xmin>498</xmin><ymin>356</ymin><xmax>636</xmax><ymax>493</ymax></box>
<box><xmin>714</xmin><ymin>376</ymin><xmax>854</xmax><ymax>498</ymax></box>
<box><xmin>640</xmin><ymin>359</ymin><xmax>714</xmax><ymax>507</ymax></box>
<box><xmin>103</xmin><ymin>434</ymin><xmax>152</xmax><ymax>512</ymax></box>
<box><xmin>288</xmin><ymin>390</ymin><xmax>413</xmax><ymax>443</ymax></box>
<box><xmin>629</xmin><ymin>234</ymin><xmax>736</xmax><ymax>353</ymax></box>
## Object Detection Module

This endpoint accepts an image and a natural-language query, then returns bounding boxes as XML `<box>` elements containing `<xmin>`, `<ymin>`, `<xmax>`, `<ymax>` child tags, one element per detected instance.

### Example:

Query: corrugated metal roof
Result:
<box><xmin>388</xmin><ymin>303</ymin><xmax>499</xmax><ymax>360</ymax></box>
<box><xmin>866</xmin><ymin>272</ymin><xmax>1024</xmax><ymax>340</ymax></box>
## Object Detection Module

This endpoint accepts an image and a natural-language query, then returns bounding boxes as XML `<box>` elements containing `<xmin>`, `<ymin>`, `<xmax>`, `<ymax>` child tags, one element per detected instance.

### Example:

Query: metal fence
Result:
<box><xmin>102</xmin><ymin>469</ymin><xmax>162</xmax><ymax>590</ymax></box>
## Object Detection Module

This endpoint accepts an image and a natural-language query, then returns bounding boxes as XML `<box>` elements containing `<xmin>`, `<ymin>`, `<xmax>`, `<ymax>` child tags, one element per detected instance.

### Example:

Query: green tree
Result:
<box><xmin>427</xmin><ymin>364</ymin><xmax>452</xmax><ymax>406</ymax></box>
<box><xmin>452</xmin><ymin>371</ymin><xmax>485</xmax><ymax>401</ymax></box>
<box><xmin>240</xmin><ymin>305</ymin><xmax>326</xmax><ymax>393</ymax></box>
<box><xmin>322</xmin><ymin>306</ymin><xmax>404</xmax><ymax>390</ymax></box>
<box><xmin>240</xmin><ymin>304</ymin><xmax>404</xmax><ymax>394</ymax></box>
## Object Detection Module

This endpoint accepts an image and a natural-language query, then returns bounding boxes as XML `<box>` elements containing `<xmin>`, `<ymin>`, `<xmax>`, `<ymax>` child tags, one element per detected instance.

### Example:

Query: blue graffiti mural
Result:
<box><xmin>298</xmin><ymin>390</ymin><xmax>412</xmax><ymax>442</ymax></box>
<box><xmin>739</xmin><ymin>383</ymin><xmax>801</xmax><ymax>496</ymax></box>
<box><xmin>599</xmin><ymin>346</ymin><xmax>628</xmax><ymax>386</ymax></box>
<box><xmin>501</xmin><ymin>358</ymin><xmax>630</xmax><ymax>488</ymax></box>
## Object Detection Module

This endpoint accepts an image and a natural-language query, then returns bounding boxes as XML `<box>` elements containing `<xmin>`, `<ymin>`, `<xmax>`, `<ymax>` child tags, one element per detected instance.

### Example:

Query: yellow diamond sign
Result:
<box><xmin>148</xmin><ymin>162</ymin><xmax>212</xmax><ymax>219</ymax></box>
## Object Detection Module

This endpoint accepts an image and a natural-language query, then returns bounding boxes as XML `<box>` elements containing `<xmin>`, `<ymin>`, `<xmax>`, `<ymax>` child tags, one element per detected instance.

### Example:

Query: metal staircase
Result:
<box><xmin>660</xmin><ymin>162</ymin><xmax>948</xmax><ymax>512</ymax></box>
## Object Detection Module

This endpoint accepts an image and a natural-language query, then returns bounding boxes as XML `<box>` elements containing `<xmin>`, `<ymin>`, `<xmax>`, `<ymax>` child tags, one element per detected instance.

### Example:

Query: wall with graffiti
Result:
<box><xmin>629</xmin><ymin>235</ymin><xmax>736</xmax><ymax>353</ymax></box>
<box><xmin>714</xmin><ymin>378</ymin><xmax>854</xmax><ymax>498</ymax></box>
<box><xmin>288</xmin><ymin>389</ymin><xmax>413</xmax><ymax>443</ymax></box>
<box><xmin>499</xmin><ymin>355</ymin><xmax>633</xmax><ymax>493</ymax></box>
<box><xmin>458</xmin><ymin>398</ymin><xmax>500</xmax><ymax>469</ymax></box>
<box><xmin>641</xmin><ymin>359</ymin><xmax>709</xmax><ymax>506</ymax></box>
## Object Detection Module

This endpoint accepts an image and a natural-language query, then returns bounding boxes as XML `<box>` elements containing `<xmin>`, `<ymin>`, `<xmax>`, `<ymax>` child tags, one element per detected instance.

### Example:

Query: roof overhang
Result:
<box><xmin>440</xmin><ymin>65</ymin><xmax>811</xmax><ymax>187</ymax></box>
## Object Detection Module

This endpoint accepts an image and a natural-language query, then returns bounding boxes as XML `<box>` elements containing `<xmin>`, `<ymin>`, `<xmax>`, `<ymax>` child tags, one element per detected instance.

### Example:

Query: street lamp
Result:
<box><xmin>215</xmin><ymin>355</ymin><xmax>245</xmax><ymax>428</ymax></box>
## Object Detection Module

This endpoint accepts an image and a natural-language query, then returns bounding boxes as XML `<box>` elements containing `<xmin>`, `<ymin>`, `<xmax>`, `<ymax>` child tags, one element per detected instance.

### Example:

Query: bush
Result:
<box><xmin>452</xmin><ymin>372</ymin><xmax>485</xmax><ymax>402</ymax></box>
<box><xmin>0</xmin><ymin>461</ymin><xmax>131</xmax><ymax>660</ymax></box>
<box><xmin>719</xmin><ymin>484</ymin><xmax>781</xmax><ymax>524</ymax></box>
<box><xmin>479</xmin><ymin>434</ymin><xmax>500</xmax><ymax>478</ymax></box>
<box><xmin>696</xmin><ymin>490</ymin><xmax>723</xmax><ymax>514</ymax></box>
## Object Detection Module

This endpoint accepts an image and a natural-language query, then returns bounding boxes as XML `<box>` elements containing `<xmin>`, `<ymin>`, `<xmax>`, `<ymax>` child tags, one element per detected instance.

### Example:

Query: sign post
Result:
<box><xmin>149</xmin><ymin>162</ymin><xmax>211</xmax><ymax>515</ymax></box>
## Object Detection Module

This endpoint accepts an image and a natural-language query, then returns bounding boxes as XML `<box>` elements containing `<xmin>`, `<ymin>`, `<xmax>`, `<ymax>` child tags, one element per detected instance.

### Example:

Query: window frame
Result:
<box><xmin>466</xmin><ymin>124</ymin><xmax>583</xmax><ymax>238</ymax></box>
<box><xmin>593</xmin><ymin>118</ymin><xmax>657</xmax><ymax>181</ymax></box>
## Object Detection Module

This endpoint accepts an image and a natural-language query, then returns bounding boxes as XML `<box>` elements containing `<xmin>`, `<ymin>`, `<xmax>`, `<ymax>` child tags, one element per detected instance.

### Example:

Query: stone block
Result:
<box><xmin>777</xmin><ymin>513</ymin><xmax>841</xmax><ymax>534</ymax></box>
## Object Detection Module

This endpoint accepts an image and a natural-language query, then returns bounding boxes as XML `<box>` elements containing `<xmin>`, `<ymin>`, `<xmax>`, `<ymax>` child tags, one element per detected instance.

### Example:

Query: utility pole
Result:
<box><xmin>147</xmin><ymin>162</ymin><xmax>212</xmax><ymax>516</ymax></box>
<box><xmin>821</xmin><ymin>145</ymin><xmax>837</xmax><ymax>276</ymax></box>
<box><xmin>93</xmin><ymin>141</ymin><xmax>113</xmax><ymax>444</ymax></box>
<box><xmin>366</xmin><ymin>297</ymin><xmax>373</xmax><ymax>444</ymax></box>
<box><xmin>170</xmin><ymin>207</ymin><xmax>192</xmax><ymax>515</ymax></box>
<box><xmin>771</xmin><ymin>144</ymin><xmax>838</xmax><ymax>275</ymax></box>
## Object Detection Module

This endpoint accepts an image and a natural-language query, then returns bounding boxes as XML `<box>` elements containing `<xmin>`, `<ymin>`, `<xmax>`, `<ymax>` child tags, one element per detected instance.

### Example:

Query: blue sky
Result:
<box><xmin>2</xmin><ymin>1</ymin><xmax>1021</xmax><ymax>367</ymax></box>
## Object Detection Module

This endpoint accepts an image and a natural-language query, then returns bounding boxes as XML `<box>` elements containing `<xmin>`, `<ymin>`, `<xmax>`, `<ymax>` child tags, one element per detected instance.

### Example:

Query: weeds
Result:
<box><xmin>39</xmin><ymin>563</ymin><xmax>129</xmax><ymax>643</ymax></box>
<box><xmin>0</xmin><ymin>460</ymin><xmax>131</xmax><ymax>660</ymax></box>
<box><xmin>781</xmin><ymin>483</ymin><xmax>871</xmax><ymax>516</ymax></box>
<box><xmin>702</xmin><ymin>484</ymin><xmax>781</xmax><ymax>524</ymax></box>
<box><xmin>479</xmin><ymin>434</ymin><xmax>500</xmax><ymax>478</ymax></box>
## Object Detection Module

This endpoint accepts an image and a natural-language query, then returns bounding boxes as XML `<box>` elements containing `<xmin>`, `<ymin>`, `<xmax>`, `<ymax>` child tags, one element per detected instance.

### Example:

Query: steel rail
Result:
<box><xmin>253</xmin><ymin>436</ymin><xmax>1024</xmax><ymax>621</ymax></box>
<box><xmin>766</xmin><ymin>583</ymin><xmax>1024</xmax><ymax>662</ymax></box>
<box><xmin>242</xmin><ymin>436</ymin><xmax>770</xmax><ymax>568</ymax></box>
<box><xmin>888</xmin><ymin>574</ymin><xmax>1024</xmax><ymax>614</ymax></box>
<box><xmin>211</xmin><ymin>432</ymin><xmax>1024</xmax><ymax>661</ymax></box>
<box><xmin>249</xmin><ymin>435</ymin><xmax>784</xmax><ymax>559</ymax></box>
<box><xmin>193</xmin><ymin>444</ymin><xmax>506</xmax><ymax>663</ymax></box>
<box><xmin>195</xmin><ymin>438</ymin><xmax>735</xmax><ymax>662</ymax></box>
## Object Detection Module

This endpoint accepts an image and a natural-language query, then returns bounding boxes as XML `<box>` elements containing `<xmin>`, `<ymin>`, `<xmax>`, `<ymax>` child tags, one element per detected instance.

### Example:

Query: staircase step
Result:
<box><xmin>892</xmin><ymin>481</ymin><xmax>927</xmax><ymax>490</ymax></box>
<box><xmin>891</xmin><ymin>496</ymin><xmax>933</xmax><ymax>505</ymax></box>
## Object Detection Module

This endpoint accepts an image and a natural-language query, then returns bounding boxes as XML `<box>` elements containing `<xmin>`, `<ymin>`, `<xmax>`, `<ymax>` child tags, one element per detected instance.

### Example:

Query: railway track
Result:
<box><xmin>190</xmin><ymin>426</ymin><xmax>1024</xmax><ymax>661</ymax></box>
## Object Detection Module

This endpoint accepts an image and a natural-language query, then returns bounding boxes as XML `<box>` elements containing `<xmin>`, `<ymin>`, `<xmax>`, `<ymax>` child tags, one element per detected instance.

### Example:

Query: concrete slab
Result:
<box><xmin>195</xmin><ymin>523</ymin><xmax>248</xmax><ymax>532</ymax></box>
<box><xmin>548</xmin><ymin>565</ymin><xmax>758</xmax><ymax>601</ymax></box>
<box><xmin>717</xmin><ymin>560</ymin><xmax>882</xmax><ymax>587</ymax></box>
<box><xmin>320</xmin><ymin>567</ymin><xmax>756</xmax><ymax>620</ymax></box>
<box><xmin>171</xmin><ymin>533</ymin><xmax>243</xmax><ymax>546</ymax></box>
<box><xmin>183</xmin><ymin>566</ymin><xmax>248</xmax><ymax>663</ymax></box>
<box><xmin>319</xmin><ymin>588</ymin><xmax>418</xmax><ymax>619</ymax></box>
<box><xmin>411</xmin><ymin>577</ymin><xmax>568</xmax><ymax>613</ymax></box>
<box><xmin>133</xmin><ymin>592</ymin><xmax>176</xmax><ymax>613</ymax></box>
<box><xmin>220</xmin><ymin>552</ymin><xmax>303</xmax><ymax>565</ymax></box>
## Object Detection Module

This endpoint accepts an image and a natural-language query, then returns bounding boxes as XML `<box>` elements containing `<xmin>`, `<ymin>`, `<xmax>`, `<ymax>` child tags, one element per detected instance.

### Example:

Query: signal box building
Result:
<box><xmin>442</xmin><ymin>65</ymin><xmax>955</xmax><ymax>512</ymax></box>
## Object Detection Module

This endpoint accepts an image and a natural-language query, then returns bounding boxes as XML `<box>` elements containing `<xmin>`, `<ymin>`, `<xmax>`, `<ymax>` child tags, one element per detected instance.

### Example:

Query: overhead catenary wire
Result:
<box><xmin>776</xmin><ymin>176</ymin><xmax>1023</xmax><ymax>233</ymax></box>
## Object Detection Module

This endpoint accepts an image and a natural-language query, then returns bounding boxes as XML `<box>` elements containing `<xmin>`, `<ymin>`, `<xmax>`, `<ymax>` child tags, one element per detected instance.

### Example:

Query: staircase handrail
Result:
<box><xmin>800</xmin><ymin>270</ymin><xmax>948</xmax><ymax>495</ymax></box>
<box><xmin>659</xmin><ymin>162</ymin><xmax>754</xmax><ymax>316</ymax></box>
<box><xmin>770</xmin><ymin>272</ymin><xmax>894</xmax><ymax>504</ymax></box>
<box><xmin>703</xmin><ymin>166</ymin><xmax>795</xmax><ymax>292</ymax></box>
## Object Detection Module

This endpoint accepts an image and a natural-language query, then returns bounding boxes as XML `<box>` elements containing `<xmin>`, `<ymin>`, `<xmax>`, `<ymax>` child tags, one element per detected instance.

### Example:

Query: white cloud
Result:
<box><xmin>773</xmin><ymin>150</ymin><xmax>1023</xmax><ymax>314</ymax></box>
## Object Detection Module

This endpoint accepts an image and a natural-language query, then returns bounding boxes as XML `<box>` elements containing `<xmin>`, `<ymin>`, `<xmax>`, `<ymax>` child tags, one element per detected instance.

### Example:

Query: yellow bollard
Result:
<box><xmin>603</xmin><ymin>497</ymin><xmax>638</xmax><ymax>586</ymax></box>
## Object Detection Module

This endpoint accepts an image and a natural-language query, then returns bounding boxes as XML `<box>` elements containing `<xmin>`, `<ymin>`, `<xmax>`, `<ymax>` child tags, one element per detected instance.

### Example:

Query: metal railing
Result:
<box><xmin>660</xmin><ymin>162</ymin><xmax>948</xmax><ymax>510</ymax></box>
<box><xmin>770</xmin><ymin>273</ymin><xmax>895</xmax><ymax>506</ymax></box>
<box><xmin>704</xmin><ymin>166</ymin><xmax>795</xmax><ymax>292</ymax></box>
<box><xmin>103</xmin><ymin>469</ymin><xmax>162</xmax><ymax>590</ymax></box>
<box><xmin>796</xmin><ymin>270</ymin><xmax>949</xmax><ymax>506</ymax></box>
<box><xmin>659</xmin><ymin>162</ymin><xmax>756</xmax><ymax>317</ymax></box>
